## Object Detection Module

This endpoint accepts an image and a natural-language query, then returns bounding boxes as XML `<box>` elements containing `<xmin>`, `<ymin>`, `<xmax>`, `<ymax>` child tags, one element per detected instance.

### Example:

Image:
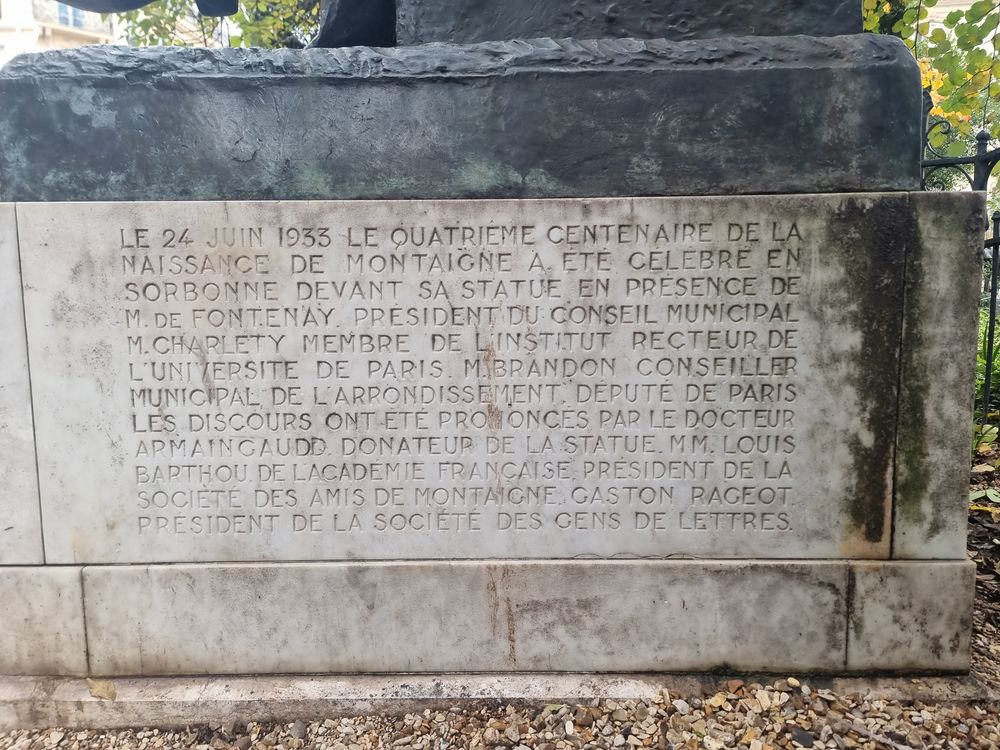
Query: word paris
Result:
<box><xmin>4</xmin><ymin>192</ymin><xmax>962</xmax><ymax>568</ymax></box>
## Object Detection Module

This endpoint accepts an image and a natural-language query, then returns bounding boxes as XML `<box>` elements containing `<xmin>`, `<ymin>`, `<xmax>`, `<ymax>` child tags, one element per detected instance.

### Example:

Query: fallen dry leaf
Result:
<box><xmin>87</xmin><ymin>678</ymin><xmax>116</xmax><ymax>701</ymax></box>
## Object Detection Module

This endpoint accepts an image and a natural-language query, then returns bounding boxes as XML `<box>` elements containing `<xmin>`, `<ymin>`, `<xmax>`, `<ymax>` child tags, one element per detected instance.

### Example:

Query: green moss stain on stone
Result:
<box><xmin>895</xmin><ymin>212</ymin><xmax>931</xmax><ymax>528</ymax></box>
<box><xmin>453</xmin><ymin>161</ymin><xmax>525</xmax><ymax>196</ymax></box>
<box><xmin>523</xmin><ymin>168</ymin><xmax>560</xmax><ymax>192</ymax></box>
<box><xmin>896</xmin><ymin>194</ymin><xmax>984</xmax><ymax>538</ymax></box>
<box><xmin>288</xmin><ymin>164</ymin><xmax>337</xmax><ymax>200</ymax></box>
<box><xmin>451</xmin><ymin>162</ymin><xmax>565</xmax><ymax>197</ymax></box>
<box><xmin>827</xmin><ymin>196</ymin><xmax>912</xmax><ymax>545</ymax></box>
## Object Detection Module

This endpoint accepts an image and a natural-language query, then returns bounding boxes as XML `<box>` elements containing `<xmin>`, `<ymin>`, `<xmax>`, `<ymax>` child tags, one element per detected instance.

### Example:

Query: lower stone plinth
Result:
<box><xmin>82</xmin><ymin>561</ymin><xmax>849</xmax><ymax>675</ymax></box>
<box><xmin>0</xmin><ymin>673</ymin><xmax>992</xmax><ymax>731</ymax></box>
<box><xmin>848</xmin><ymin>561</ymin><xmax>975</xmax><ymax>672</ymax></box>
<box><xmin>0</xmin><ymin>567</ymin><xmax>86</xmax><ymax>676</ymax></box>
<box><xmin>0</xmin><ymin>560</ymin><xmax>972</xmax><ymax>678</ymax></box>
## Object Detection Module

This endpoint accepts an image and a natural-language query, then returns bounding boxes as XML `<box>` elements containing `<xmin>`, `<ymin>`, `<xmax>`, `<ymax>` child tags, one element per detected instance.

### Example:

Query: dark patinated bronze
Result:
<box><xmin>60</xmin><ymin>0</ymin><xmax>237</xmax><ymax>16</ymax></box>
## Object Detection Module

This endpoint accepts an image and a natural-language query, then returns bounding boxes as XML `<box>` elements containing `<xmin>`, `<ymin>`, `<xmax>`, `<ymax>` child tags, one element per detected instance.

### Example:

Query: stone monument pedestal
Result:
<box><xmin>0</xmin><ymin>0</ymin><xmax>985</xmax><ymax>725</ymax></box>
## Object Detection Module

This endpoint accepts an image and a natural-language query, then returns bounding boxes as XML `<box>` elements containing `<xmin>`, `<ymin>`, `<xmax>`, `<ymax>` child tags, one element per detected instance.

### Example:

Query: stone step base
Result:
<box><xmin>1</xmin><ymin>673</ymin><xmax>993</xmax><ymax>731</ymax></box>
<box><xmin>1</xmin><ymin>560</ymin><xmax>974</xmax><ymax>678</ymax></box>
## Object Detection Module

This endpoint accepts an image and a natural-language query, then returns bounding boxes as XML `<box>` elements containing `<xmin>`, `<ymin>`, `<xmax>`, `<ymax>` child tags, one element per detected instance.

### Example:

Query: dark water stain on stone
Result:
<box><xmin>827</xmin><ymin>196</ymin><xmax>912</xmax><ymax>547</ymax></box>
<box><xmin>896</xmin><ymin>195</ymin><xmax>983</xmax><ymax>536</ymax></box>
<box><xmin>893</xmin><ymin>205</ymin><xmax>931</xmax><ymax>529</ymax></box>
<box><xmin>505</xmin><ymin>597</ymin><xmax>517</xmax><ymax>666</ymax></box>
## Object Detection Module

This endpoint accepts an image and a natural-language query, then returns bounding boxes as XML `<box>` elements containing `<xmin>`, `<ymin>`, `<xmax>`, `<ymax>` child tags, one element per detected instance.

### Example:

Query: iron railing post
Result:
<box><xmin>975</xmin><ymin>132</ymin><xmax>993</xmax><ymax>192</ymax></box>
<box><xmin>984</xmin><ymin>211</ymin><xmax>1000</xmax><ymax>422</ymax></box>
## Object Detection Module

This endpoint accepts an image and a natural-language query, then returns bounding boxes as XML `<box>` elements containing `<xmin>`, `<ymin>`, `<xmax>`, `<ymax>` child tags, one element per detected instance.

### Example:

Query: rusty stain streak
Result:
<box><xmin>486</xmin><ymin>402</ymin><xmax>502</xmax><ymax>430</ymax></box>
<box><xmin>486</xmin><ymin>566</ymin><xmax>499</xmax><ymax>638</ymax></box>
<box><xmin>488</xmin><ymin>567</ymin><xmax>516</xmax><ymax>665</ymax></box>
<box><xmin>505</xmin><ymin>596</ymin><xmax>517</xmax><ymax>666</ymax></box>
<box><xmin>483</xmin><ymin>343</ymin><xmax>495</xmax><ymax>379</ymax></box>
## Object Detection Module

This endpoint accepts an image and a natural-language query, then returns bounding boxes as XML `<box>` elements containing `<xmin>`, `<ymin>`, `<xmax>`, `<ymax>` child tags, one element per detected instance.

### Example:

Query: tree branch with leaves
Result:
<box><xmin>865</xmin><ymin>0</ymin><xmax>1000</xmax><ymax>142</ymax></box>
<box><xmin>115</xmin><ymin>0</ymin><xmax>317</xmax><ymax>47</ymax></box>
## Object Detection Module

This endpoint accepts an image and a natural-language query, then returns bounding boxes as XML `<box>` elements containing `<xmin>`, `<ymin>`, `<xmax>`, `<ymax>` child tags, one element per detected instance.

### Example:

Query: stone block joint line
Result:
<box><xmin>12</xmin><ymin>205</ymin><xmax>47</xmax><ymax>566</ymax></box>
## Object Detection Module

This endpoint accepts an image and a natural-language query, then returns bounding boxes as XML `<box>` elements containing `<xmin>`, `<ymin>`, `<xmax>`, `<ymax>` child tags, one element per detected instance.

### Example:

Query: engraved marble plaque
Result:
<box><xmin>16</xmin><ymin>196</ymin><xmax>906</xmax><ymax>563</ymax></box>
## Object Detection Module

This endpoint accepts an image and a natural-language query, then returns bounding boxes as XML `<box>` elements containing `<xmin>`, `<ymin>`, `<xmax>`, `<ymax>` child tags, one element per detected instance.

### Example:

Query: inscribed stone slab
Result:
<box><xmin>0</xmin><ymin>567</ymin><xmax>86</xmax><ymax>676</ymax></box>
<box><xmin>18</xmin><ymin>195</ymin><xmax>907</xmax><ymax>563</ymax></box>
<box><xmin>893</xmin><ymin>192</ymin><xmax>984</xmax><ymax>559</ymax></box>
<box><xmin>847</xmin><ymin>561</ymin><xmax>974</xmax><ymax>672</ymax></box>
<box><xmin>82</xmin><ymin>561</ymin><xmax>847</xmax><ymax>675</ymax></box>
<box><xmin>0</xmin><ymin>203</ymin><xmax>43</xmax><ymax>564</ymax></box>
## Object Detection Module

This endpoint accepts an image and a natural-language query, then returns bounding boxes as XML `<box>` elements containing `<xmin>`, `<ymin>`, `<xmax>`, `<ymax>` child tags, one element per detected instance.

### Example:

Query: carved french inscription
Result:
<box><xmin>17</xmin><ymin>197</ymin><xmax>902</xmax><ymax>563</ymax></box>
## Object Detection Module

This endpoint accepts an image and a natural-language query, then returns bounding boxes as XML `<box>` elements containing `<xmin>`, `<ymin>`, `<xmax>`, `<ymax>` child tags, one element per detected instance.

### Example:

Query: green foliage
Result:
<box><xmin>870</xmin><ymin>0</ymin><xmax>910</xmax><ymax>34</ymax></box>
<box><xmin>115</xmin><ymin>0</ymin><xmax>317</xmax><ymax>47</ymax></box>
<box><xmin>918</xmin><ymin>58</ymin><xmax>1000</xmax><ymax>216</ymax></box>
<box><xmin>866</xmin><ymin>0</ymin><xmax>1000</xmax><ymax>139</ymax></box>
<box><xmin>974</xmin><ymin>422</ymin><xmax>999</xmax><ymax>455</ymax></box>
<box><xmin>975</xmin><ymin>305</ymin><xmax>1000</xmax><ymax>420</ymax></box>
<box><xmin>117</xmin><ymin>0</ymin><xmax>213</xmax><ymax>46</ymax></box>
<box><xmin>970</xmin><ymin>486</ymin><xmax>1000</xmax><ymax>504</ymax></box>
<box><xmin>229</xmin><ymin>0</ymin><xmax>317</xmax><ymax>48</ymax></box>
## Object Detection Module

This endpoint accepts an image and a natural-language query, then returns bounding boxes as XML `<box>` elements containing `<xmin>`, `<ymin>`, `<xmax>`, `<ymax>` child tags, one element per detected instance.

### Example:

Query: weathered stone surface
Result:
<box><xmin>396</xmin><ymin>0</ymin><xmax>861</xmax><ymax>46</ymax></box>
<box><xmin>5</xmin><ymin>674</ymin><xmax>662</xmax><ymax>730</ymax></box>
<box><xmin>0</xmin><ymin>204</ymin><xmax>42</xmax><ymax>564</ymax></box>
<box><xmin>17</xmin><ymin>194</ymin><xmax>912</xmax><ymax>564</ymax></box>
<box><xmin>0</xmin><ymin>673</ymin><xmax>991</xmax><ymax>732</ymax></box>
<box><xmin>894</xmin><ymin>192</ymin><xmax>984</xmax><ymax>559</ymax></box>
<box><xmin>848</xmin><ymin>561</ymin><xmax>974</xmax><ymax>672</ymax></box>
<box><xmin>0</xmin><ymin>37</ymin><xmax>921</xmax><ymax>202</ymax></box>
<box><xmin>82</xmin><ymin>561</ymin><xmax>847</xmax><ymax>675</ymax></box>
<box><xmin>314</xmin><ymin>0</ymin><xmax>395</xmax><ymax>48</ymax></box>
<box><xmin>0</xmin><ymin>568</ymin><xmax>86</xmax><ymax>676</ymax></box>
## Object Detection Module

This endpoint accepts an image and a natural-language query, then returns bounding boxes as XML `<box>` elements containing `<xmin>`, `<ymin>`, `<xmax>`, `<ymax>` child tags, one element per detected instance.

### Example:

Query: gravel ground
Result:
<box><xmin>2</xmin><ymin>683</ymin><xmax>999</xmax><ymax>750</ymax></box>
<box><xmin>966</xmin><ymin>447</ymin><xmax>1000</xmax><ymax>691</ymax></box>
<box><xmin>969</xmin><ymin>507</ymin><xmax>1000</xmax><ymax>692</ymax></box>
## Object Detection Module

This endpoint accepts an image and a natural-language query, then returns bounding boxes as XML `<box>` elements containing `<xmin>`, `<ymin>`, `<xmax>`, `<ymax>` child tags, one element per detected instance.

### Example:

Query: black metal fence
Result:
<box><xmin>921</xmin><ymin>93</ymin><xmax>1000</xmax><ymax>424</ymax></box>
<box><xmin>981</xmin><ymin>213</ymin><xmax>1000</xmax><ymax>421</ymax></box>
